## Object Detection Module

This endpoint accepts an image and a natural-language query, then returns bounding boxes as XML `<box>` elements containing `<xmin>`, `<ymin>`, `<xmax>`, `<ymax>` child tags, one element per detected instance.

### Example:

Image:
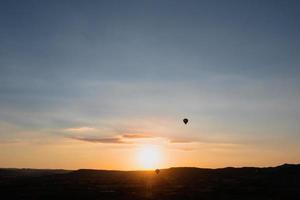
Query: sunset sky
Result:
<box><xmin>1</xmin><ymin>0</ymin><xmax>300</xmax><ymax>170</ymax></box>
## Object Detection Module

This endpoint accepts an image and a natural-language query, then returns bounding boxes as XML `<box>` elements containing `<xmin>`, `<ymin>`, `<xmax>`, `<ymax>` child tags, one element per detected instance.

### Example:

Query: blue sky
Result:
<box><xmin>0</xmin><ymin>0</ymin><xmax>300</xmax><ymax>169</ymax></box>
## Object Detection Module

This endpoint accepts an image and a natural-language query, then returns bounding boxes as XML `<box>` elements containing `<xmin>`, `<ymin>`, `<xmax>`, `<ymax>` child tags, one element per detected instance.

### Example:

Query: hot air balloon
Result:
<box><xmin>183</xmin><ymin>118</ymin><xmax>188</xmax><ymax>124</ymax></box>
<box><xmin>155</xmin><ymin>169</ymin><xmax>160</xmax><ymax>175</ymax></box>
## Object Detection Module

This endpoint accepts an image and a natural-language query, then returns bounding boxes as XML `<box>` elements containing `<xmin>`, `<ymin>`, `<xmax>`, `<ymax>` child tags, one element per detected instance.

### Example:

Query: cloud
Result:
<box><xmin>64</xmin><ymin>127</ymin><xmax>241</xmax><ymax>150</ymax></box>
<box><xmin>169</xmin><ymin>138</ymin><xmax>195</xmax><ymax>143</ymax></box>
<box><xmin>173</xmin><ymin>147</ymin><xmax>196</xmax><ymax>151</ymax></box>
<box><xmin>63</xmin><ymin>127</ymin><xmax>96</xmax><ymax>133</ymax></box>
<box><xmin>64</xmin><ymin>126</ymin><xmax>244</xmax><ymax>149</ymax></box>
<box><xmin>69</xmin><ymin>133</ymin><xmax>157</xmax><ymax>144</ymax></box>
<box><xmin>64</xmin><ymin>126</ymin><xmax>197</xmax><ymax>146</ymax></box>
<box><xmin>71</xmin><ymin>136</ymin><xmax>128</xmax><ymax>144</ymax></box>
<box><xmin>122</xmin><ymin>134</ymin><xmax>155</xmax><ymax>139</ymax></box>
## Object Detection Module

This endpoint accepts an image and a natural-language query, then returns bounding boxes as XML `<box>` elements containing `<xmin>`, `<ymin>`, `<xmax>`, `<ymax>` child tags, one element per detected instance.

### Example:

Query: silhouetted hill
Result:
<box><xmin>0</xmin><ymin>168</ymin><xmax>70</xmax><ymax>177</ymax></box>
<box><xmin>0</xmin><ymin>168</ymin><xmax>70</xmax><ymax>183</ymax></box>
<box><xmin>1</xmin><ymin>164</ymin><xmax>300</xmax><ymax>199</ymax></box>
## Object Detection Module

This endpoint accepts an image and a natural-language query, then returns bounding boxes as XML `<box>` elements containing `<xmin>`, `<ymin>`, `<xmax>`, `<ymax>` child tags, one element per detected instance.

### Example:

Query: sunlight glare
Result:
<box><xmin>137</xmin><ymin>145</ymin><xmax>161</xmax><ymax>170</ymax></box>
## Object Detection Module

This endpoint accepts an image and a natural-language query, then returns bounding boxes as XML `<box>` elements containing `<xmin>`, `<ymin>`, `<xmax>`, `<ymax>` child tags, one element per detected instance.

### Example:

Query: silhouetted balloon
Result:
<box><xmin>183</xmin><ymin>118</ymin><xmax>188</xmax><ymax>124</ymax></box>
<box><xmin>155</xmin><ymin>169</ymin><xmax>160</xmax><ymax>175</ymax></box>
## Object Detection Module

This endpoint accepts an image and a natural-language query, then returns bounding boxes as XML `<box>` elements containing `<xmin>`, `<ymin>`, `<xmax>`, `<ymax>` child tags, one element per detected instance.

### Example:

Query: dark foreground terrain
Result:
<box><xmin>1</xmin><ymin>164</ymin><xmax>300</xmax><ymax>200</ymax></box>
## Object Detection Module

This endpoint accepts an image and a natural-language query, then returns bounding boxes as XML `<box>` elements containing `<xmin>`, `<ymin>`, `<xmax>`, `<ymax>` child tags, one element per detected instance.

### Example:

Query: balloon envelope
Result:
<box><xmin>183</xmin><ymin>118</ymin><xmax>188</xmax><ymax>124</ymax></box>
<box><xmin>155</xmin><ymin>169</ymin><xmax>160</xmax><ymax>174</ymax></box>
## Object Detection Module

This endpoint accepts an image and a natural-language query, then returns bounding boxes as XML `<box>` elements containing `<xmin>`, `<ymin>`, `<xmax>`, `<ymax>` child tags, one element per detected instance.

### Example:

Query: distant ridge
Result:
<box><xmin>1</xmin><ymin>164</ymin><xmax>300</xmax><ymax>199</ymax></box>
<box><xmin>2</xmin><ymin>163</ymin><xmax>300</xmax><ymax>173</ymax></box>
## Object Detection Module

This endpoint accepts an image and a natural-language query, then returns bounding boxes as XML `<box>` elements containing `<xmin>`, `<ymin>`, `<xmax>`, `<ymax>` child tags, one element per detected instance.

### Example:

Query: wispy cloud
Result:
<box><xmin>70</xmin><ymin>136</ymin><xmax>127</xmax><ymax>144</ymax></box>
<box><xmin>69</xmin><ymin>133</ymin><xmax>157</xmax><ymax>144</ymax></box>
<box><xmin>169</xmin><ymin>138</ymin><xmax>195</xmax><ymax>143</ymax></box>
<box><xmin>63</xmin><ymin>127</ymin><xmax>96</xmax><ymax>133</ymax></box>
<box><xmin>122</xmin><ymin>134</ymin><xmax>155</xmax><ymax>139</ymax></box>
<box><xmin>64</xmin><ymin>127</ymin><xmax>243</xmax><ymax>151</ymax></box>
<box><xmin>172</xmin><ymin>146</ymin><xmax>196</xmax><ymax>151</ymax></box>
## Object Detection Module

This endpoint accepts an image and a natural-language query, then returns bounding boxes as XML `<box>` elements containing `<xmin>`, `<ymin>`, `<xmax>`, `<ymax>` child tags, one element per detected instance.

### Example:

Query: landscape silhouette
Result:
<box><xmin>1</xmin><ymin>164</ymin><xmax>300</xmax><ymax>199</ymax></box>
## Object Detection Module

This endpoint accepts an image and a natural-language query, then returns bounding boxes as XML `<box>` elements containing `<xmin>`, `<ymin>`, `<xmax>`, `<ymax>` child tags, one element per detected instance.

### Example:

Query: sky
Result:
<box><xmin>0</xmin><ymin>0</ymin><xmax>300</xmax><ymax>170</ymax></box>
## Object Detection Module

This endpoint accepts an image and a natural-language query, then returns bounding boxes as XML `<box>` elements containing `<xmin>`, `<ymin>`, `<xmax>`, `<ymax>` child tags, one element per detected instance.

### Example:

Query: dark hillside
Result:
<box><xmin>1</xmin><ymin>164</ymin><xmax>300</xmax><ymax>199</ymax></box>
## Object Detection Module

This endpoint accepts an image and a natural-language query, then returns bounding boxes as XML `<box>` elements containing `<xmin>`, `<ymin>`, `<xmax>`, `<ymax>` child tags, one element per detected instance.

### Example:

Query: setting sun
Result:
<box><xmin>136</xmin><ymin>145</ymin><xmax>161</xmax><ymax>170</ymax></box>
